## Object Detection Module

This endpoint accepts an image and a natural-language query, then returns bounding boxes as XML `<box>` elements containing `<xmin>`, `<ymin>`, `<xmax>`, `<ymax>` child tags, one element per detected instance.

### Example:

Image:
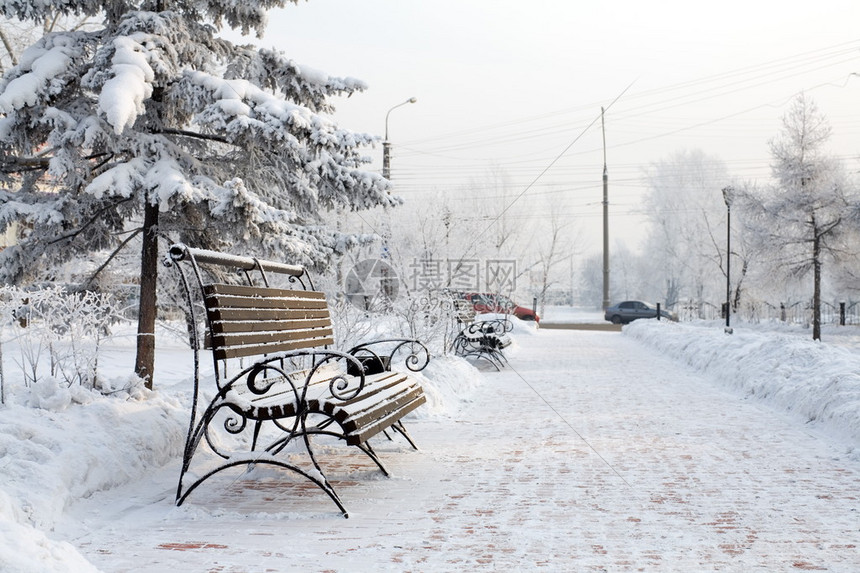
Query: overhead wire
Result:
<box><xmin>388</xmin><ymin>40</ymin><xmax>860</xmax><ymax>185</ymax></box>
<box><xmin>442</xmin><ymin>81</ymin><xmax>637</xmax><ymax>266</ymax></box>
<box><xmin>399</xmin><ymin>41</ymin><xmax>859</xmax><ymax>150</ymax></box>
<box><xmin>378</xmin><ymin>41</ymin><xmax>860</xmax><ymax>240</ymax></box>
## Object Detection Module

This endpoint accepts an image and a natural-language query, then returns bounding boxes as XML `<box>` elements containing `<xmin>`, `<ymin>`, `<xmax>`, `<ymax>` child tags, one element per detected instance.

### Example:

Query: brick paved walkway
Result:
<box><xmin>61</xmin><ymin>329</ymin><xmax>859</xmax><ymax>572</ymax></box>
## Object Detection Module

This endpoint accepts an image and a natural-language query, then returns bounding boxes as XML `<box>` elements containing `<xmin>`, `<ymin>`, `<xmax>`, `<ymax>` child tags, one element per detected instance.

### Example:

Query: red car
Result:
<box><xmin>460</xmin><ymin>292</ymin><xmax>539</xmax><ymax>323</ymax></box>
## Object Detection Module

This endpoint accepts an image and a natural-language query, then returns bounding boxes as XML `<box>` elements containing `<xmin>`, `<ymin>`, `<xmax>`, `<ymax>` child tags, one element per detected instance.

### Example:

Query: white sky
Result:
<box><xmin>241</xmin><ymin>0</ymin><xmax>860</xmax><ymax>254</ymax></box>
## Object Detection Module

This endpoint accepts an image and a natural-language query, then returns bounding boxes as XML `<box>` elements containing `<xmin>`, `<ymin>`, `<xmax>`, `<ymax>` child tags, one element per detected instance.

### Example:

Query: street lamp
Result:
<box><xmin>722</xmin><ymin>186</ymin><xmax>734</xmax><ymax>334</ymax></box>
<box><xmin>382</xmin><ymin>97</ymin><xmax>417</xmax><ymax>180</ymax></box>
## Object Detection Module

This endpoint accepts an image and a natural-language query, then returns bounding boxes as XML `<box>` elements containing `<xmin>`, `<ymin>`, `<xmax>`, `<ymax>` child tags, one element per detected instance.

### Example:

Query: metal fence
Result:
<box><xmin>676</xmin><ymin>299</ymin><xmax>860</xmax><ymax>326</ymax></box>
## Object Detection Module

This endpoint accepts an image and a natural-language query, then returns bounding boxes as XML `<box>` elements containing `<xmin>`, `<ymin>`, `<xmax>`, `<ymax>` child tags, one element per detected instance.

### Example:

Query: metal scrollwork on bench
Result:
<box><xmin>347</xmin><ymin>339</ymin><xmax>431</xmax><ymax>375</ymax></box>
<box><xmin>245</xmin><ymin>363</ymin><xmax>282</xmax><ymax>396</ymax></box>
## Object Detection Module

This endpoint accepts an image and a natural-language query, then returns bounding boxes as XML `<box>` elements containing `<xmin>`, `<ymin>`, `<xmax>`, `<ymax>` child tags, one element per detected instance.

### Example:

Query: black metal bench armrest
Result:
<box><xmin>465</xmin><ymin>319</ymin><xmax>510</xmax><ymax>337</ymax></box>
<box><xmin>345</xmin><ymin>339</ymin><xmax>431</xmax><ymax>375</ymax></box>
<box><xmin>480</xmin><ymin>316</ymin><xmax>513</xmax><ymax>333</ymax></box>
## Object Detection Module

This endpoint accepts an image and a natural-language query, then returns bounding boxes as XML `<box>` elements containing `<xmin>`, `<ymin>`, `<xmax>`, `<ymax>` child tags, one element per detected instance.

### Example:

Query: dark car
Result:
<box><xmin>604</xmin><ymin>300</ymin><xmax>677</xmax><ymax>324</ymax></box>
<box><xmin>460</xmin><ymin>292</ymin><xmax>539</xmax><ymax>323</ymax></box>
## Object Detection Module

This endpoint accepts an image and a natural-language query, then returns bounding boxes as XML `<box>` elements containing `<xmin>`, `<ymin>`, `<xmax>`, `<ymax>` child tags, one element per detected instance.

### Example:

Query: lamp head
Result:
<box><xmin>722</xmin><ymin>186</ymin><xmax>734</xmax><ymax>207</ymax></box>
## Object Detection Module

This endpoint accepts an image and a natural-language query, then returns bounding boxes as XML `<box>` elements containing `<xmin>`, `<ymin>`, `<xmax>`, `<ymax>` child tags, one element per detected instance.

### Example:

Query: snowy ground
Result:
<box><xmin>1</xmin><ymin>313</ymin><xmax>859</xmax><ymax>571</ymax></box>
<box><xmin>539</xmin><ymin>305</ymin><xmax>606</xmax><ymax>324</ymax></box>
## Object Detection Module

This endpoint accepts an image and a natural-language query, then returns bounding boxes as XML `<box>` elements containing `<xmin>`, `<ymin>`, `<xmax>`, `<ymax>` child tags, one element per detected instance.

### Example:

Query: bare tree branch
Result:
<box><xmin>48</xmin><ymin>197</ymin><xmax>134</xmax><ymax>245</ymax></box>
<box><xmin>155</xmin><ymin>128</ymin><xmax>231</xmax><ymax>144</ymax></box>
<box><xmin>0</xmin><ymin>27</ymin><xmax>17</xmax><ymax>70</ymax></box>
<box><xmin>80</xmin><ymin>228</ymin><xmax>143</xmax><ymax>290</ymax></box>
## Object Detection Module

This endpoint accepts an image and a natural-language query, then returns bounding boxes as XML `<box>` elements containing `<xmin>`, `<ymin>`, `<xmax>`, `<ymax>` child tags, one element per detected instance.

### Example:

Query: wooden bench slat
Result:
<box><xmin>226</xmin><ymin>368</ymin><xmax>340</xmax><ymax>420</ymax></box>
<box><xmin>206</xmin><ymin>294</ymin><xmax>328</xmax><ymax>311</ymax></box>
<box><xmin>213</xmin><ymin>336</ymin><xmax>335</xmax><ymax>360</ymax></box>
<box><xmin>308</xmin><ymin>373</ymin><xmax>403</xmax><ymax>415</ymax></box>
<box><xmin>318</xmin><ymin>372</ymin><xmax>408</xmax><ymax>413</ymax></box>
<box><xmin>226</xmin><ymin>370</ymin><xmax>420</xmax><ymax>431</ymax></box>
<box><xmin>209</xmin><ymin>307</ymin><xmax>330</xmax><ymax>322</ymax></box>
<box><xmin>211</xmin><ymin>326</ymin><xmax>334</xmax><ymax>349</ymax></box>
<box><xmin>338</xmin><ymin>386</ymin><xmax>425</xmax><ymax>434</ymax></box>
<box><xmin>204</xmin><ymin>284</ymin><xmax>326</xmax><ymax>300</ymax></box>
<box><xmin>345</xmin><ymin>395</ymin><xmax>427</xmax><ymax>446</ymax></box>
<box><xmin>211</xmin><ymin>318</ymin><xmax>333</xmax><ymax>334</ymax></box>
<box><xmin>321</xmin><ymin>377</ymin><xmax>419</xmax><ymax>425</ymax></box>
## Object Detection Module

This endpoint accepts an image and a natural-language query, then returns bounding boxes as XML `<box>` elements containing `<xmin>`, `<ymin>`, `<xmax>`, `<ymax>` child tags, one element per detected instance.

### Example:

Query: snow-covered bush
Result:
<box><xmin>0</xmin><ymin>285</ymin><xmax>121</xmax><ymax>396</ymax></box>
<box><xmin>317</xmin><ymin>281</ymin><xmax>456</xmax><ymax>356</ymax></box>
<box><xmin>392</xmin><ymin>289</ymin><xmax>459</xmax><ymax>355</ymax></box>
<box><xmin>325</xmin><ymin>292</ymin><xmax>379</xmax><ymax>351</ymax></box>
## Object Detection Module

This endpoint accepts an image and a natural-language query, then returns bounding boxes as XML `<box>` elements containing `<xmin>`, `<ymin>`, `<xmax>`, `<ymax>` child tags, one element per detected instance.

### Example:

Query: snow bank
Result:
<box><xmin>0</xmin><ymin>389</ymin><xmax>187</xmax><ymax>572</ymax></box>
<box><xmin>407</xmin><ymin>354</ymin><xmax>485</xmax><ymax>418</ymax></box>
<box><xmin>625</xmin><ymin>320</ymin><xmax>860</xmax><ymax>448</ymax></box>
<box><xmin>0</xmin><ymin>519</ymin><xmax>99</xmax><ymax>573</ymax></box>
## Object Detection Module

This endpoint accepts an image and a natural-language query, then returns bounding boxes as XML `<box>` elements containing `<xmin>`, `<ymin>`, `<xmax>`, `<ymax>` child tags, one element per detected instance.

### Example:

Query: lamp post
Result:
<box><xmin>382</xmin><ymin>97</ymin><xmax>417</xmax><ymax>180</ymax></box>
<box><xmin>722</xmin><ymin>186</ymin><xmax>734</xmax><ymax>334</ymax></box>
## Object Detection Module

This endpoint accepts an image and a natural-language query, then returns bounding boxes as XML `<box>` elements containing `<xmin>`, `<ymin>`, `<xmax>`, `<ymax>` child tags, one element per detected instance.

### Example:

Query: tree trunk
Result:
<box><xmin>812</xmin><ymin>230</ymin><xmax>821</xmax><ymax>341</ymax></box>
<box><xmin>135</xmin><ymin>200</ymin><xmax>159</xmax><ymax>389</ymax></box>
<box><xmin>732</xmin><ymin>258</ymin><xmax>748</xmax><ymax>312</ymax></box>
<box><xmin>0</xmin><ymin>336</ymin><xmax>5</xmax><ymax>405</ymax></box>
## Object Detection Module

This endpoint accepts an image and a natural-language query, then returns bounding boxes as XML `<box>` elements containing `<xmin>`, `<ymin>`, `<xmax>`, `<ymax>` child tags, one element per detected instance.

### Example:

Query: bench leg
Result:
<box><xmin>390</xmin><ymin>420</ymin><xmax>420</xmax><ymax>451</ymax></box>
<box><xmin>462</xmin><ymin>349</ymin><xmax>503</xmax><ymax>371</ymax></box>
<box><xmin>299</xmin><ymin>414</ymin><xmax>392</xmax><ymax>494</ymax></box>
<box><xmin>356</xmin><ymin>440</ymin><xmax>390</xmax><ymax>477</ymax></box>
<box><xmin>177</xmin><ymin>457</ymin><xmax>349</xmax><ymax>517</ymax></box>
<box><xmin>289</xmin><ymin>415</ymin><xmax>392</xmax><ymax>477</ymax></box>
<box><xmin>298</xmin><ymin>413</ymin><xmax>357</xmax><ymax>510</ymax></box>
<box><xmin>251</xmin><ymin>419</ymin><xmax>263</xmax><ymax>451</ymax></box>
<box><xmin>176</xmin><ymin>406</ymin><xmax>351</xmax><ymax>518</ymax></box>
<box><xmin>490</xmin><ymin>347</ymin><xmax>509</xmax><ymax>368</ymax></box>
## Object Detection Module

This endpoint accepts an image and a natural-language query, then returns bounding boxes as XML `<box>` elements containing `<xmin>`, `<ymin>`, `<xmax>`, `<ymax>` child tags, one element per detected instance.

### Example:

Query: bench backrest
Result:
<box><xmin>203</xmin><ymin>283</ymin><xmax>334</xmax><ymax>361</ymax></box>
<box><xmin>453</xmin><ymin>299</ymin><xmax>476</xmax><ymax>323</ymax></box>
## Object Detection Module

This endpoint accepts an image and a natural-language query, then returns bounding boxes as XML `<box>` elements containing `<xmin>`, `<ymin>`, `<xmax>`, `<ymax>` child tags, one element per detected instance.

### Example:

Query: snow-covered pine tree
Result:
<box><xmin>0</xmin><ymin>0</ymin><xmax>395</xmax><ymax>387</ymax></box>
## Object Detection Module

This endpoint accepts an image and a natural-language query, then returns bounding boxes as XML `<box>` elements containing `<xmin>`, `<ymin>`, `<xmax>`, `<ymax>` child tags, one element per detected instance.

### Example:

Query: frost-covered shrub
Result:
<box><xmin>391</xmin><ymin>289</ymin><xmax>459</xmax><ymax>355</ymax></box>
<box><xmin>325</xmin><ymin>292</ymin><xmax>379</xmax><ymax>351</ymax></box>
<box><xmin>0</xmin><ymin>285</ymin><xmax>121</xmax><ymax>393</ymax></box>
<box><xmin>319</xmin><ymin>282</ymin><xmax>454</xmax><ymax>355</ymax></box>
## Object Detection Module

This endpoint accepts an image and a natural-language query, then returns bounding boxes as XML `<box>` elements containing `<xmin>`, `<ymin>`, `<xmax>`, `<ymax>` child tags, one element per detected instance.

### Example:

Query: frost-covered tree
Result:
<box><xmin>697</xmin><ymin>180</ymin><xmax>762</xmax><ymax>316</ymax></box>
<box><xmin>743</xmin><ymin>94</ymin><xmax>852</xmax><ymax>340</ymax></box>
<box><xmin>641</xmin><ymin>149</ymin><xmax>732</xmax><ymax>307</ymax></box>
<box><xmin>0</xmin><ymin>0</ymin><xmax>394</xmax><ymax>387</ymax></box>
<box><xmin>579</xmin><ymin>241</ymin><xmax>637</xmax><ymax>309</ymax></box>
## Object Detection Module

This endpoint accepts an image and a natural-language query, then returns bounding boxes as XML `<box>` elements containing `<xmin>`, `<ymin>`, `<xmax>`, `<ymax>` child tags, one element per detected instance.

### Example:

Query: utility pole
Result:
<box><xmin>382</xmin><ymin>141</ymin><xmax>391</xmax><ymax>180</ymax></box>
<box><xmin>601</xmin><ymin>107</ymin><xmax>610</xmax><ymax>310</ymax></box>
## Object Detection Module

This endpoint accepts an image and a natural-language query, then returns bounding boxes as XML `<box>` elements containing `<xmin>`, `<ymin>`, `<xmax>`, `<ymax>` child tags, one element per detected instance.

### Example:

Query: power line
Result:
<box><xmin>384</xmin><ymin>40</ymin><xmax>859</xmax><ymax>188</ymax></box>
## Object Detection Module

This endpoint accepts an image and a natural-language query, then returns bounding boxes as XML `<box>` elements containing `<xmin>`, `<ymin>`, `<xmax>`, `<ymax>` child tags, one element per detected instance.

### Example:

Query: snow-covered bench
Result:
<box><xmin>450</xmin><ymin>298</ymin><xmax>512</xmax><ymax>370</ymax></box>
<box><xmin>166</xmin><ymin>244</ymin><xmax>430</xmax><ymax>517</ymax></box>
